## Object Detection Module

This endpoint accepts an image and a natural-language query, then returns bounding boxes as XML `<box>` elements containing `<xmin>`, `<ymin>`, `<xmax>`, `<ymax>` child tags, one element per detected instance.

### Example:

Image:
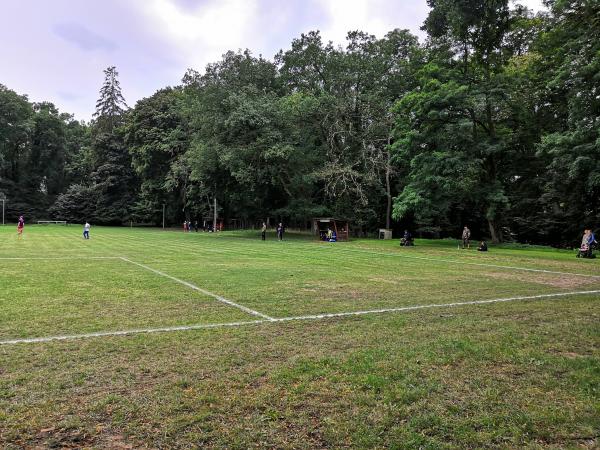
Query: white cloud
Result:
<box><xmin>317</xmin><ymin>0</ymin><xmax>430</xmax><ymax>46</ymax></box>
<box><xmin>143</xmin><ymin>0</ymin><xmax>261</xmax><ymax>71</ymax></box>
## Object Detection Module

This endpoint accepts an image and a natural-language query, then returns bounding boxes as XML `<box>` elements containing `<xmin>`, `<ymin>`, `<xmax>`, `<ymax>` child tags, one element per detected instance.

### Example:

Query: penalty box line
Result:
<box><xmin>2</xmin><ymin>289</ymin><xmax>599</xmax><ymax>345</ymax></box>
<box><xmin>273</xmin><ymin>289</ymin><xmax>600</xmax><ymax>322</ymax></box>
<box><xmin>119</xmin><ymin>257</ymin><xmax>275</xmax><ymax>321</ymax></box>
<box><xmin>333</xmin><ymin>247</ymin><xmax>600</xmax><ymax>279</ymax></box>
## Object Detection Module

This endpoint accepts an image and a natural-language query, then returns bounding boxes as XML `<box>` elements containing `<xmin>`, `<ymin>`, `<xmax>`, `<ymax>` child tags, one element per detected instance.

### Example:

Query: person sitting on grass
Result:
<box><xmin>477</xmin><ymin>240</ymin><xmax>488</xmax><ymax>252</ymax></box>
<box><xmin>400</xmin><ymin>230</ymin><xmax>413</xmax><ymax>246</ymax></box>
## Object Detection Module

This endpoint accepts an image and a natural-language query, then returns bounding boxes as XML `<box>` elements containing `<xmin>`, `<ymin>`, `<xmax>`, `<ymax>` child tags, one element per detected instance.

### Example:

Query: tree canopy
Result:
<box><xmin>1</xmin><ymin>0</ymin><xmax>597</xmax><ymax>245</ymax></box>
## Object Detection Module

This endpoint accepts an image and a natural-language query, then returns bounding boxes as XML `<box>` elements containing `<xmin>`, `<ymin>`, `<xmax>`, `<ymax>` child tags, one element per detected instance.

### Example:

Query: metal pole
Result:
<box><xmin>213</xmin><ymin>197</ymin><xmax>217</xmax><ymax>232</ymax></box>
<box><xmin>162</xmin><ymin>203</ymin><xmax>165</xmax><ymax>230</ymax></box>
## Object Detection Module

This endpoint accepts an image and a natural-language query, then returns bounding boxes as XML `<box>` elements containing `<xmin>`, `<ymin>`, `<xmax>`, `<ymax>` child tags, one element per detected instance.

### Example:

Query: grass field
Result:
<box><xmin>1</xmin><ymin>225</ymin><xmax>599</xmax><ymax>448</ymax></box>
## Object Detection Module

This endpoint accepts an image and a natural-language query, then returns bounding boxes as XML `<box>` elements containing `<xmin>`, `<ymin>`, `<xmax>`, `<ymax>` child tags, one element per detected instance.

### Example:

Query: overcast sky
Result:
<box><xmin>1</xmin><ymin>0</ymin><xmax>545</xmax><ymax>121</ymax></box>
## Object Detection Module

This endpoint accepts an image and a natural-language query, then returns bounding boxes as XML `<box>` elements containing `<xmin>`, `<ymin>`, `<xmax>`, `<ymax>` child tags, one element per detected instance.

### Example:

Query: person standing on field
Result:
<box><xmin>277</xmin><ymin>222</ymin><xmax>284</xmax><ymax>241</ymax></box>
<box><xmin>261</xmin><ymin>222</ymin><xmax>267</xmax><ymax>241</ymax></box>
<box><xmin>83</xmin><ymin>221</ymin><xmax>91</xmax><ymax>239</ymax></box>
<box><xmin>462</xmin><ymin>226</ymin><xmax>471</xmax><ymax>249</ymax></box>
<box><xmin>17</xmin><ymin>215</ymin><xmax>24</xmax><ymax>238</ymax></box>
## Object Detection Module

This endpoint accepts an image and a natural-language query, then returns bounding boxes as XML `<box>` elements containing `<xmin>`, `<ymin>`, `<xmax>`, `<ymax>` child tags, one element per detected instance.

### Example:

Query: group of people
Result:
<box><xmin>9</xmin><ymin>215</ymin><xmax>597</xmax><ymax>260</ymax></box>
<box><xmin>461</xmin><ymin>226</ymin><xmax>487</xmax><ymax>251</ymax></box>
<box><xmin>318</xmin><ymin>227</ymin><xmax>337</xmax><ymax>242</ymax></box>
<box><xmin>183</xmin><ymin>220</ymin><xmax>198</xmax><ymax>232</ymax></box>
<box><xmin>578</xmin><ymin>229</ymin><xmax>597</xmax><ymax>258</ymax></box>
<box><xmin>182</xmin><ymin>220</ymin><xmax>223</xmax><ymax>232</ymax></box>
<box><xmin>14</xmin><ymin>216</ymin><xmax>91</xmax><ymax>239</ymax></box>
<box><xmin>261</xmin><ymin>222</ymin><xmax>285</xmax><ymax>241</ymax></box>
<box><xmin>400</xmin><ymin>230</ymin><xmax>414</xmax><ymax>246</ymax></box>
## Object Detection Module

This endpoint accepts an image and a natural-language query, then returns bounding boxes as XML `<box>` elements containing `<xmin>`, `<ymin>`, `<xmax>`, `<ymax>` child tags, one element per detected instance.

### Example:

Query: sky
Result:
<box><xmin>0</xmin><ymin>0</ymin><xmax>545</xmax><ymax>121</ymax></box>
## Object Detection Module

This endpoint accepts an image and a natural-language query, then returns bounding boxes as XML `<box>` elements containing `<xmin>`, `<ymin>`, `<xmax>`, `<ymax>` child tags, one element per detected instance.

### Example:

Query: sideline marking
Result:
<box><xmin>119</xmin><ymin>257</ymin><xmax>275</xmax><ymax>321</ymax></box>
<box><xmin>2</xmin><ymin>289</ymin><xmax>598</xmax><ymax>345</ymax></box>
<box><xmin>0</xmin><ymin>320</ymin><xmax>266</xmax><ymax>345</ymax></box>
<box><xmin>0</xmin><ymin>256</ymin><xmax>120</xmax><ymax>260</ymax></box>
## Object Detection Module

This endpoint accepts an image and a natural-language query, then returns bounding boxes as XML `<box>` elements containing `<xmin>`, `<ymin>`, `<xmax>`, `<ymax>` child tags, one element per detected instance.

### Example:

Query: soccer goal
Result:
<box><xmin>37</xmin><ymin>220</ymin><xmax>68</xmax><ymax>225</ymax></box>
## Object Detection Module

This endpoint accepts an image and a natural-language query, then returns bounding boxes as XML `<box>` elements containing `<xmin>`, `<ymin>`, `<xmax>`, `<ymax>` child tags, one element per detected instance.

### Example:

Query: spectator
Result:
<box><xmin>462</xmin><ymin>226</ymin><xmax>471</xmax><ymax>249</ymax></box>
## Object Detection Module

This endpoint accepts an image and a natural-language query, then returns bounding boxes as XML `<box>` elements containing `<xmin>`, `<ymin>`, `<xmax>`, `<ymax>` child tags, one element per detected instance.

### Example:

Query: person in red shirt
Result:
<box><xmin>17</xmin><ymin>215</ymin><xmax>24</xmax><ymax>238</ymax></box>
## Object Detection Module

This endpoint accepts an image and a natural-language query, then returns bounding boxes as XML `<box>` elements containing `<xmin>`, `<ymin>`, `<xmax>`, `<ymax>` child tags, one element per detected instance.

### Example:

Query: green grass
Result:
<box><xmin>0</xmin><ymin>225</ymin><xmax>599</xmax><ymax>448</ymax></box>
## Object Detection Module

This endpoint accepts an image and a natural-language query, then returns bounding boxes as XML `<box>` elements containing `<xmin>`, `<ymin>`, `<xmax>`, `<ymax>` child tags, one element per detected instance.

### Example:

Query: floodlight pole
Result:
<box><xmin>162</xmin><ymin>203</ymin><xmax>165</xmax><ymax>230</ymax></box>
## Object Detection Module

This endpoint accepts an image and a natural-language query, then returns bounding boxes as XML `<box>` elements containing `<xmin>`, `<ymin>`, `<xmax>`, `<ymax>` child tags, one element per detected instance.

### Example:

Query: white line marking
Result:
<box><xmin>332</xmin><ymin>247</ymin><xmax>600</xmax><ymax>279</ymax></box>
<box><xmin>0</xmin><ymin>256</ymin><xmax>120</xmax><ymax>260</ymax></box>
<box><xmin>0</xmin><ymin>320</ymin><xmax>267</xmax><ymax>345</ymax></box>
<box><xmin>272</xmin><ymin>290</ymin><xmax>600</xmax><ymax>322</ymax></box>
<box><xmin>2</xmin><ymin>289</ymin><xmax>598</xmax><ymax>345</ymax></box>
<box><xmin>119</xmin><ymin>257</ymin><xmax>275</xmax><ymax>321</ymax></box>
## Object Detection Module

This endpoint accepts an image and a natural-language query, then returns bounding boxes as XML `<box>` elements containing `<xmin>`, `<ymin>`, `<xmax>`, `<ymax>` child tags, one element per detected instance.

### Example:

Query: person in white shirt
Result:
<box><xmin>83</xmin><ymin>222</ymin><xmax>91</xmax><ymax>239</ymax></box>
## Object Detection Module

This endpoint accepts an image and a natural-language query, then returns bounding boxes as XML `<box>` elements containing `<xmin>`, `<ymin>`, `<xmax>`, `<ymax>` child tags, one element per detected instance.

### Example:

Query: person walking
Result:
<box><xmin>83</xmin><ymin>221</ymin><xmax>91</xmax><ymax>239</ymax></box>
<box><xmin>462</xmin><ymin>226</ymin><xmax>471</xmax><ymax>249</ymax></box>
<box><xmin>581</xmin><ymin>229</ymin><xmax>590</xmax><ymax>248</ymax></box>
<box><xmin>17</xmin><ymin>215</ymin><xmax>24</xmax><ymax>239</ymax></box>
<box><xmin>585</xmin><ymin>229</ymin><xmax>597</xmax><ymax>257</ymax></box>
<box><xmin>261</xmin><ymin>222</ymin><xmax>267</xmax><ymax>241</ymax></box>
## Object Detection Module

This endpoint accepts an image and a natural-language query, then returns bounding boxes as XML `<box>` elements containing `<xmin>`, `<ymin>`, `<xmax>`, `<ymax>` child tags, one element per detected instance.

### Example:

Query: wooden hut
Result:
<box><xmin>312</xmin><ymin>218</ymin><xmax>350</xmax><ymax>241</ymax></box>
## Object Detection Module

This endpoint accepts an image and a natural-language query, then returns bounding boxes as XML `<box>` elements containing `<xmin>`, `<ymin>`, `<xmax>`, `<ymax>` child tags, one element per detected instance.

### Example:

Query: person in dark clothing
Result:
<box><xmin>400</xmin><ymin>230</ymin><xmax>413</xmax><ymax>246</ymax></box>
<box><xmin>477</xmin><ymin>241</ymin><xmax>488</xmax><ymax>252</ymax></box>
<box><xmin>277</xmin><ymin>222</ymin><xmax>284</xmax><ymax>241</ymax></box>
<box><xmin>261</xmin><ymin>222</ymin><xmax>267</xmax><ymax>241</ymax></box>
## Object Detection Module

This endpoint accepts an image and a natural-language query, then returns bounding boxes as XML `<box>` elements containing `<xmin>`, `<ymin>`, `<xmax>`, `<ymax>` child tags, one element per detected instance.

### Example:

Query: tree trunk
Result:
<box><xmin>487</xmin><ymin>218</ymin><xmax>502</xmax><ymax>244</ymax></box>
<box><xmin>385</xmin><ymin>144</ymin><xmax>392</xmax><ymax>230</ymax></box>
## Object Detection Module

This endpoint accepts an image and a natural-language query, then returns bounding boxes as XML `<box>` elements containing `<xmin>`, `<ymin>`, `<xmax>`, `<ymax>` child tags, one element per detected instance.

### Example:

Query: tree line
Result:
<box><xmin>0</xmin><ymin>0</ymin><xmax>598</xmax><ymax>245</ymax></box>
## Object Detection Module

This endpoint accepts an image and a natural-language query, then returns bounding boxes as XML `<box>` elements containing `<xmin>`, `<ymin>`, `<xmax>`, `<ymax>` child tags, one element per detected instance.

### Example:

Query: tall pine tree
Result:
<box><xmin>93</xmin><ymin>66</ymin><xmax>128</xmax><ymax>134</ymax></box>
<box><xmin>52</xmin><ymin>66</ymin><xmax>137</xmax><ymax>224</ymax></box>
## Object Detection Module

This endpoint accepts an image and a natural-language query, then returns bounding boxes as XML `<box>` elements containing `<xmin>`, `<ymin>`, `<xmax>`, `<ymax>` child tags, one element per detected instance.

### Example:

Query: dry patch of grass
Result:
<box><xmin>482</xmin><ymin>270</ymin><xmax>599</xmax><ymax>289</ymax></box>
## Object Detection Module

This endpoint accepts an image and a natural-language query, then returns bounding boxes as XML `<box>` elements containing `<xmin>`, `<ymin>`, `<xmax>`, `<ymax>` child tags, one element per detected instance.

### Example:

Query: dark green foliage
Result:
<box><xmin>125</xmin><ymin>87</ymin><xmax>190</xmax><ymax>225</ymax></box>
<box><xmin>1</xmin><ymin>1</ymin><xmax>597</xmax><ymax>242</ymax></box>
<box><xmin>0</xmin><ymin>85</ymin><xmax>85</xmax><ymax>220</ymax></box>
